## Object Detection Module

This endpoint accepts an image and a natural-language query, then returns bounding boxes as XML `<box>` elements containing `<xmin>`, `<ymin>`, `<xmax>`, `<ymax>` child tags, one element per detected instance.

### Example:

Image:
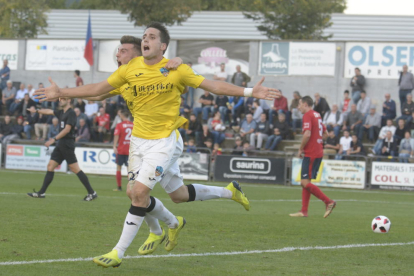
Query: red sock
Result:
<box><xmin>301</xmin><ymin>188</ymin><xmax>311</xmax><ymax>213</ymax></box>
<box><xmin>305</xmin><ymin>183</ymin><xmax>331</xmax><ymax>204</ymax></box>
<box><xmin>116</xmin><ymin>171</ymin><xmax>122</xmax><ymax>188</ymax></box>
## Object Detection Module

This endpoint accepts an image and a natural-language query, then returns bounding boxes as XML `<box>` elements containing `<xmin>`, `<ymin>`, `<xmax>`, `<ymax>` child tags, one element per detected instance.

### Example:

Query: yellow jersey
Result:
<box><xmin>107</xmin><ymin>57</ymin><xmax>205</xmax><ymax>139</ymax></box>
<box><xmin>110</xmin><ymin>84</ymin><xmax>134</xmax><ymax>115</ymax></box>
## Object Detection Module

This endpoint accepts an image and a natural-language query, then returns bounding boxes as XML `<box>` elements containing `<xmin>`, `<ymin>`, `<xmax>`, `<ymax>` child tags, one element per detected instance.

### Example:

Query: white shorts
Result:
<box><xmin>128</xmin><ymin>130</ymin><xmax>184</xmax><ymax>193</ymax></box>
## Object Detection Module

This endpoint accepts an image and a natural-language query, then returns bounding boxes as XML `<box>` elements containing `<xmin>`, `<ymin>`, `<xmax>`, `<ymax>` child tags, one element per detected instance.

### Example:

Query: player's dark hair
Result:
<box><xmin>121</xmin><ymin>109</ymin><xmax>130</xmax><ymax>118</ymax></box>
<box><xmin>301</xmin><ymin>96</ymin><xmax>313</xmax><ymax>107</ymax></box>
<box><xmin>145</xmin><ymin>22</ymin><xmax>170</xmax><ymax>53</ymax></box>
<box><xmin>120</xmin><ymin>35</ymin><xmax>142</xmax><ymax>55</ymax></box>
<box><xmin>361</xmin><ymin>90</ymin><xmax>366</xmax><ymax>94</ymax></box>
<box><xmin>74</xmin><ymin>70</ymin><xmax>80</xmax><ymax>76</ymax></box>
<box><xmin>355</xmin><ymin>67</ymin><xmax>360</xmax><ymax>71</ymax></box>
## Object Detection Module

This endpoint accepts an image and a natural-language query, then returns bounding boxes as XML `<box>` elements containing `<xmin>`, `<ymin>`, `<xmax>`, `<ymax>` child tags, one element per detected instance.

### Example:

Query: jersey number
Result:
<box><xmin>318</xmin><ymin>119</ymin><xmax>323</xmax><ymax>136</ymax></box>
<box><xmin>125</xmin><ymin>128</ymin><xmax>132</xmax><ymax>141</ymax></box>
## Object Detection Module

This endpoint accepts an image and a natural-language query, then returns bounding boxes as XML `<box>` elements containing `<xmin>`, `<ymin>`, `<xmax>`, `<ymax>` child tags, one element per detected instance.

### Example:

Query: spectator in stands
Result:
<box><xmin>27</xmin><ymin>84</ymin><xmax>35</xmax><ymax>99</ymax></box>
<box><xmin>74</xmin><ymin>98</ymin><xmax>86</xmax><ymax>113</ymax></box>
<box><xmin>1</xmin><ymin>116</ymin><xmax>24</xmax><ymax>147</ymax></box>
<box><xmin>339</xmin><ymin>90</ymin><xmax>351</xmax><ymax>116</ymax></box>
<box><xmin>95</xmin><ymin>107</ymin><xmax>110</xmax><ymax>142</ymax></box>
<box><xmin>10</xmin><ymin>84</ymin><xmax>26</xmax><ymax>114</ymax></box>
<box><xmin>204</xmin><ymin>138</ymin><xmax>213</xmax><ymax>150</ymax></box>
<box><xmin>359</xmin><ymin>106</ymin><xmax>381</xmax><ymax>143</ymax></box>
<box><xmin>26</xmin><ymin>106</ymin><xmax>52</xmax><ymax>141</ymax></box>
<box><xmin>394</xmin><ymin>118</ymin><xmax>408</xmax><ymax>144</ymax></box>
<box><xmin>323</xmin><ymin>129</ymin><xmax>340</xmax><ymax>156</ymax></box>
<box><xmin>381</xmin><ymin>93</ymin><xmax>396</xmax><ymax>126</ymax></box>
<box><xmin>48</xmin><ymin>117</ymin><xmax>59</xmax><ymax>140</ymax></box>
<box><xmin>323</xmin><ymin>104</ymin><xmax>343</xmax><ymax>137</ymax></box>
<box><xmin>182</xmin><ymin>62</ymin><xmax>195</xmax><ymax>109</ymax></box>
<box><xmin>214</xmin><ymin>63</ymin><xmax>228</xmax><ymax>82</ymax></box>
<box><xmin>348</xmin><ymin>134</ymin><xmax>365</xmax><ymax>156</ymax></box>
<box><xmin>399</xmin><ymin>131</ymin><xmax>414</xmax><ymax>163</ymax></box>
<box><xmin>259</xmin><ymin>99</ymin><xmax>270</xmax><ymax>116</ymax></box>
<box><xmin>250</xmin><ymin>113</ymin><xmax>269</xmax><ymax>150</ymax></box>
<box><xmin>231</xmin><ymin>65</ymin><xmax>250</xmax><ymax>87</ymax></box>
<box><xmin>179</xmin><ymin>95</ymin><xmax>191</xmax><ymax>118</ymax></box>
<box><xmin>0</xmin><ymin>115</ymin><xmax>13</xmax><ymax>142</ymax></box>
<box><xmin>313</xmin><ymin>93</ymin><xmax>330</xmax><ymax>118</ymax></box>
<box><xmin>239</xmin><ymin>113</ymin><xmax>256</xmax><ymax>142</ymax></box>
<box><xmin>371</xmin><ymin>119</ymin><xmax>397</xmax><ymax>155</ymax></box>
<box><xmin>1</xmin><ymin>80</ymin><xmax>16</xmax><ymax>114</ymax></box>
<box><xmin>242</xmin><ymin>141</ymin><xmax>255</xmax><ymax>156</ymax></box>
<box><xmin>244</xmin><ymin>97</ymin><xmax>254</xmax><ymax>115</ymax></box>
<box><xmin>405</xmin><ymin>111</ymin><xmax>414</xmax><ymax>133</ymax></box>
<box><xmin>76</xmin><ymin>118</ymin><xmax>90</xmax><ymax>143</ymax></box>
<box><xmin>342</xmin><ymin>104</ymin><xmax>363</xmax><ymax>135</ymax></box>
<box><xmin>0</xmin><ymin>59</ymin><xmax>10</xmax><ymax>90</ymax></box>
<box><xmin>186</xmin><ymin>139</ymin><xmax>197</xmax><ymax>153</ymax></box>
<box><xmin>74</xmin><ymin>70</ymin><xmax>83</xmax><ymax>86</ymax></box>
<box><xmin>232</xmin><ymin>136</ymin><xmax>243</xmax><ymax>155</ymax></box>
<box><xmin>102</xmin><ymin>99</ymin><xmax>117</xmax><ymax>120</ymax></box>
<box><xmin>252</xmin><ymin>100</ymin><xmax>263</xmax><ymax>123</ymax></box>
<box><xmin>268</xmin><ymin>90</ymin><xmax>288</xmax><ymax>124</ymax></box>
<box><xmin>228</xmin><ymin>96</ymin><xmax>244</xmax><ymax>126</ymax></box>
<box><xmin>85</xmin><ymin>100</ymin><xmax>99</xmax><ymax>123</ymax></box>
<box><xmin>350</xmin><ymin>67</ymin><xmax>365</xmax><ymax>104</ymax></box>
<box><xmin>214</xmin><ymin>95</ymin><xmax>229</xmax><ymax>123</ymax></box>
<box><xmin>381</xmin><ymin>131</ymin><xmax>398</xmax><ymax>158</ymax></box>
<box><xmin>336</xmin><ymin>130</ymin><xmax>352</xmax><ymax>160</ymax></box>
<box><xmin>16</xmin><ymin>93</ymin><xmax>36</xmax><ymax>117</ymax></box>
<box><xmin>24</xmin><ymin>109</ymin><xmax>38</xmax><ymax>139</ymax></box>
<box><xmin>193</xmin><ymin>90</ymin><xmax>214</xmax><ymax>123</ymax></box>
<box><xmin>200</xmin><ymin>125</ymin><xmax>214</xmax><ymax>148</ymax></box>
<box><xmin>290</xmin><ymin>91</ymin><xmax>302</xmax><ymax>132</ymax></box>
<box><xmin>398</xmin><ymin>93</ymin><xmax>414</xmax><ymax>123</ymax></box>
<box><xmin>265</xmin><ymin>113</ymin><xmax>290</xmax><ymax>151</ymax></box>
<box><xmin>398</xmin><ymin>64</ymin><xmax>414</xmax><ymax>110</ymax></box>
<box><xmin>209</xmin><ymin>112</ymin><xmax>226</xmax><ymax>145</ymax></box>
<box><xmin>74</xmin><ymin>107</ymin><xmax>89</xmax><ymax>130</ymax></box>
<box><xmin>185</xmin><ymin>113</ymin><xmax>202</xmax><ymax>145</ymax></box>
<box><xmin>356</xmin><ymin>91</ymin><xmax>371</xmax><ymax>120</ymax></box>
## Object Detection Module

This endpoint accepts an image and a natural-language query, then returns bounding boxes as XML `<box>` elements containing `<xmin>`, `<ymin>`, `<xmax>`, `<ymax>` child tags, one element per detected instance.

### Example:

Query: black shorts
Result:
<box><xmin>301</xmin><ymin>157</ymin><xmax>322</xmax><ymax>180</ymax></box>
<box><xmin>116</xmin><ymin>154</ymin><xmax>129</xmax><ymax>167</ymax></box>
<box><xmin>50</xmin><ymin>140</ymin><xmax>77</xmax><ymax>165</ymax></box>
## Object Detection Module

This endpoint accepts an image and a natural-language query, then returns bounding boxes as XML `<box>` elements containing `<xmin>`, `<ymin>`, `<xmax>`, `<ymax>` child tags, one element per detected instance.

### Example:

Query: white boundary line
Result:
<box><xmin>1</xmin><ymin>241</ymin><xmax>413</xmax><ymax>266</ymax></box>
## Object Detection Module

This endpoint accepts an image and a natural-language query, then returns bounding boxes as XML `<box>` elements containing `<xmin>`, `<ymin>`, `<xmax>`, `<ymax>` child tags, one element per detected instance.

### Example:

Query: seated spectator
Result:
<box><xmin>186</xmin><ymin>139</ymin><xmax>197</xmax><ymax>153</ymax></box>
<box><xmin>17</xmin><ymin>94</ymin><xmax>36</xmax><ymax>117</ymax></box>
<box><xmin>1</xmin><ymin>116</ymin><xmax>24</xmax><ymax>147</ymax></box>
<box><xmin>0</xmin><ymin>115</ymin><xmax>13</xmax><ymax>142</ymax></box>
<box><xmin>242</xmin><ymin>141</ymin><xmax>255</xmax><ymax>157</ymax></box>
<box><xmin>259</xmin><ymin>99</ymin><xmax>270</xmax><ymax>116</ymax></box>
<box><xmin>85</xmin><ymin>100</ymin><xmax>99</xmax><ymax>123</ymax></box>
<box><xmin>27</xmin><ymin>84</ymin><xmax>35</xmax><ymax>100</ymax></box>
<box><xmin>1</xmin><ymin>80</ymin><xmax>16</xmax><ymax>114</ymax></box>
<box><xmin>399</xmin><ymin>131</ymin><xmax>414</xmax><ymax>163</ymax></box>
<box><xmin>405</xmin><ymin>111</ymin><xmax>414</xmax><ymax>133</ymax></box>
<box><xmin>193</xmin><ymin>90</ymin><xmax>214</xmax><ymax>123</ymax></box>
<box><xmin>342</xmin><ymin>104</ymin><xmax>363</xmax><ymax>135</ymax></box>
<box><xmin>10</xmin><ymin>83</ymin><xmax>28</xmax><ymax>114</ymax></box>
<box><xmin>336</xmin><ymin>130</ymin><xmax>352</xmax><ymax>160</ymax></box>
<box><xmin>239</xmin><ymin>114</ymin><xmax>257</xmax><ymax>142</ymax></box>
<box><xmin>30</xmin><ymin>106</ymin><xmax>52</xmax><ymax>140</ymax></box>
<box><xmin>94</xmin><ymin>107</ymin><xmax>110</xmax><ymax>142</ymax></box>
<box><xmin>381</xmin><ymin>93</ymin><xmax>396</xmax><ymax>126</ymax></box>
<box><xmin>214</xmin><ymin>95</ymin><xmax>229</xmax><ymax>123</ymax></box>
<box><xmin>356</xmin><ymin>90</ymin><xmax>371</xmax><ymax>120</ymax></box>
<box><xmin>244</xmin><ymin>97</ymin><xmax>254</xmax><ymax>115</ymax></box>
<box><xmin>252</xmin><ymin>100</ymin><xmax>263</xmax><ymax>123</ymax></box>
<box><xmin>380</xmin><ymin>131</ymin><xmax>398</xmax><ymax>158</ymax></box>
<box><xmin>290</xmin><ymin>91</ymin><xmax>302</xmax><ymax>132</ymax></box>
<box><xmin>265</xmin><ymin>113</ymin><xmax>291</xmax><ymax>151</ymax></box>
<box><xmin>323</xmin><ymin>104</ymin><xmax>343</xmax><ymax>137</ymax></box>
<box><xmin>75</xmin><ymin>107</ymin><xmax>89</xmax><ymax>130</ymax></box>
<box><xmin>75</xmin><ymin>118</ymin><xmax>90</xmax><ymax>143</ymax></box>
<box><xmin>200</xmin><ymin>125</ymin><xmax>214</xmax><ymax>148</ymax></box>
<box><xmin>397</xmin><ymin>93</ymin><xmax>414</xmax><ymax>124</ymax></box>
<box><xmin>102</xmin><ymin>99</ymin><xmax>117</xmax><ymax>120</ymax></box>
<box><xmin>228</xmin><ymin>96</ymin><xmax>244</xmax><ymax>126</ymax></box>
<box><xmin>48</xmin><ymin>117</ymin><xmax>59</xmax><ymax>139</ymax></box>
<box><xmin>74</xmin><ymin>98</ymin><xmax>86</xmax><ymax>113</ymax></box>
<box><xmin>313</xmin><ymin>93</ymin><xmax>330</xmax><ymax>118</ymax></box>
<box><xmin>204</xmin><ymin>138</ymin><xmax>213</xmax><ymax>150</ymax></box>
<box><xmin>179</xmin><ymin>95</ymin><xmax>191</xmax><ymax>118</ymax></box>
<box><xmin>359</xmin><ymin>106</ymin><xmax>381</xmax><ymax>143</ymax></box>
<box><xmin>395</xmin><ymin>118</ymin><xmax>408</xmax><ymax>144</ymax></box>
<box><xmin>209</xmin><ymin>112</ymin><xmax>226</xmax><ymax>145</ymax></box>
<box><xmin>323</xmin><ymin>130</ymin><xmax>340</xmax><ymax>156</ymax></box>
<box><xmin>186</xmin><ymin>113</ymin><xmax>202</xmax><ymax>145</ymax></box>
<box><xmin>339</xmin><ymin>90</ymin><xmax>351</xmax><ymax>117</ymax></box>
<box><xmin>371</xmin><ymin>119</ymin><xmax>397</xmax><ymax>155</ymax></box>
<box><xmin>268</xmin><ymin>90</ymin><xmax>288</xmax><ymax>124</ymax></box>
<box><xmin>24</xmin><ymin>109</ymin><xmax>39</xmax><ymax>139</ymax></box>
<box><xmin>231</xmin><ymin>136</ymin><xmax>244</xmax><ymax>155</ymax></box>
<box><xmin>250</xmin><ymin>113</ymin><xmax>269</xmax><ymax>150</ymax></box>
<box><xmin>348</xmin><ymin>134</ymin><xmax>366</xmax><ymax>156</ymax></box>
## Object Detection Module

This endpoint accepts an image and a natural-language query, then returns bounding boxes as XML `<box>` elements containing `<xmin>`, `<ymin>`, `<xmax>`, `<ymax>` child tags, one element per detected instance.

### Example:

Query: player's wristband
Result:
<box><xmin>243</xmin><ymin>88</ymin><xmax>253</xmax><ymax>97</ymax></box>
<box><xmin>53</xmin><ymin>136</ymin><xmax>58</xmax><ymax>141</ymax></box>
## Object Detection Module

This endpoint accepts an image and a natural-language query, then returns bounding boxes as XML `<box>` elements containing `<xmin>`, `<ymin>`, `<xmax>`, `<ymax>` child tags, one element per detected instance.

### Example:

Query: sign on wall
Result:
<box><xmin>26</xmin><ymin>40</ymin><xmax>90</xmax><ymax>71</ymax></box>
<box><xmin>5</xmin><ymin>144</ymin><xmax>67</xmax><ymax>172</ymax></box>
<box><xmin>371</xmin><ymin>162</ymin><xmax>414</xmax><ymax>191</ymax></box>
<box><xmin>345</xmin><ymin>43</ymin><xmax>414</xmax><ymax>79</ymax></box>
<box><xmin>178</xmin><ymin>152</ymin><xmax>209</xmax><ymax>180</ymax></box>
<box><xmin>75</xmin><ymin>147</ymin><xmax>127</xmax><ymax>175</ymax></box>
<box><xmin>259</xmin><ymin>42</ymin><xmax>336</xmax><ymax>76</ymax></box>
<box><xmin>0</xmin><ymin>40</ymin><xmax>19</xmax><ymax>70</ymax></box>
<box><xmin>291</xmin><ymin>158</ymin><xmax>365</xmax><ymax>189</ymax></box>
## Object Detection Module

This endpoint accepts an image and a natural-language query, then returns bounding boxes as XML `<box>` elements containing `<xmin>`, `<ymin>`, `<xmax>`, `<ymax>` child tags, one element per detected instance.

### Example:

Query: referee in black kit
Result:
<box><xmin>27</xmin><ymin>98</ymin><xmax>98</xmax><ymax>201</ymax></box>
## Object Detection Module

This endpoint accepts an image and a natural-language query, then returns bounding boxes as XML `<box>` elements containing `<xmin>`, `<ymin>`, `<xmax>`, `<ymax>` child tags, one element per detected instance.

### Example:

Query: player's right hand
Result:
<box><xmin>33</xmin><ymin>77</ymin><xmax>61</xmax><ymax>102</ymax></box>
<box><xmin>113</xmin><ymin>147</ymin><xmax>118</xmax><ymax>155</ymax></box>
<box><xmin>252</xmin><ymin>77</ymin><xmax>280</xmax><ymax>101</ymax></box>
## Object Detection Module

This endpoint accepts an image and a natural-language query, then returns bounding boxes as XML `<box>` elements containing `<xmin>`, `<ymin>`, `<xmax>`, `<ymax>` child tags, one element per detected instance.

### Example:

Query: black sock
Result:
<box><xmin>77</xmin><ymin>170</ymin><xmax>94</xmax><ymax>194</ymax></box>
<box><xmin>38</xmin><ymin>171</ymin><xmax>54</xmax><ymax>194</ymax></box>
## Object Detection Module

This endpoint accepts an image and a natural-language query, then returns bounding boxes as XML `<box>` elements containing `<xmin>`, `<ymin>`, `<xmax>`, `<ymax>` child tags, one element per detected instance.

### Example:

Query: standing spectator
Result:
<box><xmin>339</xmin><ymin>90</ymin><xmax>351</xmax><ymax>116</ymax></box>
<box><xmin>239</xmin><ymin>114</ymin><xmax>257</xmax><ymax>142</ymax></box>
<box><xmin>323</xmin><ymin>130</ymin><xmax>340</xmax><ymax>156</ymax></box>
<box><xmin>74</xmin><ymin>98</ymin><xmax>86</xmax><ymax>113</ymax></box>
<box><xmin>265</xmin><ymin>113</ymin><xmax>290</xmax><ymax>151</ymax></box>
<box><xmin>214</xmin><ymin>95</ymin><xmax>229</xmax><ymax>123</ymax></box>
<box><xmin>268</xmin><ymin>90</ymin><xmax>288</xmax><ymax>124</ymax></box>
<box><xmin>183</xmin><ymin>62</ymin><xmax>195</xmax><ymax>109</ymax></box>
<box><xmin>16</xmin><ymin>93</ymin><xmax>36</xmax><ymax>117</ymax></box>
<box><xmin>290</xmin><ymin>91</ymin><xmax>302</xmax><ymax>132</ymax></box>
<box><xmin>1</xmin><ymin>80</ymin><xmax>16</xmax><ymax>114</ymax></box>
<box><xmin>398</xmin><ymin>64</ymin><xmax>414</xmax><ymax>110</ymax></box>
<box><xmin>350</xmin><ymin>67</ymin><xmax>365</xmax><ymax>104</ymax></box>
<box><xmin>356</xmin><ymin>91</ymin><xmax>371</xmax><ymax>120</ymax></box>
<box><xmin>0</xmin><ymin>115</ymin><xmax>13</xmax><ymax>142</ymax></box>
<box><xmin>371</xmin><ymin>119</ymin><xmax>397</xmax><ymax>155</ymax></box>
<box><xmin>397</xmin><ymin>93</ymin><xmax>414</xmax><ymax>123</ymax></box>
<box><xmin>381</xmin><ymin>131</ymin><xmax>398</xmax><ymax>158</ymax></box>
<box><xmin>48</xmin><ymin>117</ymin><xmax>60</xmax><ymax>140</ymax></box>
<box><xmin>228</xmin><ymin>96</ymin><xmax>244</xmax><ymax>125</ymax></box>
<box><xmin>399</xmin><ymin>131</ymin><xmax>414</xmax><ymax>163</ymax></box>
<box><xmin>74</xmin><ymin>107</ymin><xmax>89</xmax><ymax>130</ymax></box>
<box><xmin>74</xmin><ymin>70</ymin><xmax>84</xmax><ymax>87</ymax></box>
<box><xmin>252</xmin><ymin>100</ymin><xmax>263</xmax><ymax>123</ymax></box>
<box><xmin>24</xmin><ymin>109</ymin><xmax>38</xmax><ymax>139</ymax></box>
<box><xmin>394</xmin><ymin>118</ymin><xmax>408</xmax><ymax>144</ymax></box>
<box><xmin>342</xmin><ymin>104</ymin><xmax>363</xmax><ymax>135</ymax></box>
<box><xmin>29</xmin><ymin>106</ymin><xmax>52</xmax><ymax>141</ymax></box>
<box><xmin>10</xmin><ymin>84</ymin><xmax>28</xmax><ymax>114</ymax></box>
<box><xmin>213</xmin><ymin>63</ymin><xmax>228</xmax><ymax>82</ymax></box>
<box><xmin>231</xmin><ymin>65</ymin><xmax>250</xmax><ymax>87</ymax></box>
<box><xmin>94</xmin><ymin>107</ymin><xmax>110</xmax><ymax>142</ymax></box>
<box><xmin>359</xmin><ymin>107</ymin><xmax>381</xmax><ymax>143</ymax></box>
<box><xmin>336</xmin><ymin>130</ymin><xmax>352</xmax><ymax>160</ymax></box>
<box><xmin>0</xmin><ymin>59</ymin><xmax>10</xmax><ymax>90</ymax></box>
<box><xmin>231</xmin><ymin>136</ymin><xmax>244</xmax><ymax>155</ymax></box>
<box><xmin>193</xmin><ymin>90</ymin><xmax>214</xmax><ymax>123</ymax></box>
<box><xmin>382</xmin><ymin>93</ymin><xmax>396</xmax><ymax>126</ymax></box>
<box><xmin>323</xmin><ymin>104</ymin><xmax>343</xmax><ymax>137</ymax></box>
<box><xmin>76</xmin><ymin>118</ymin><xmax>90</xmax><ymax>143</ymax></box>
<box><xmin>313</xmin><ymin>93</ymin><xmax>330</xmax><ymax>118</ymax></box>
<box><xmin>84</xmin><ymin>100</ymin><xmax>99</xmax><ymax>123</ymax></box>
<box><xmin>250</xmin><ymin>113</ymin><xmax>269</xmax><ymax>150</ymax></box>
<box><xmin>348</xmin><ymin>134</ymin><xmax>365</xmax><ymax>156</ymax></box>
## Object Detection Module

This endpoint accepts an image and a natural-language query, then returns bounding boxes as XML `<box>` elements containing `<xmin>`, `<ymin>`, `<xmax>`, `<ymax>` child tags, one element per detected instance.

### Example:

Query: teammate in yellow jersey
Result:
<box><xmin>34</xmin><ymin>22</ymin><xmax>281</xmax><ymax>268</ymax></box>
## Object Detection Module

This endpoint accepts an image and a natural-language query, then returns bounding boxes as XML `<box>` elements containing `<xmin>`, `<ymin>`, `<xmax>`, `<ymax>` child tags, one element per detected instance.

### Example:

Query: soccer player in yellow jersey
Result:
<box><xmin>34</xmin><ymin>22</ymin><xmax>280</xmax><ymax>268</ymax></box>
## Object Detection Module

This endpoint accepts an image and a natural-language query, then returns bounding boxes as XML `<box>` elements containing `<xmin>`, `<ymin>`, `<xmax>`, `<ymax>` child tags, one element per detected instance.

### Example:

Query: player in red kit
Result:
<box><xmin>290</xmin><ymin>96</ymin><xmax>336</xmax><ymax>218</ymax></box>
<box><xmin>113</xmin><ymin>109</ymin><xmax>133</xmax><ymax>191</ymax></box>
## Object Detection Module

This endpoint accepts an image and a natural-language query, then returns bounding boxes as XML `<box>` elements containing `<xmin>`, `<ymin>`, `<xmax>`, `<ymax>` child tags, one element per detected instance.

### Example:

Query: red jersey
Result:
<box><xmin>96</xmin><ymin>113</ymin><xmax>110</xmax><ymax>130</ymax></box>
<box><xmin>76</xmin><ymin>76</ymin><xmax>83</xmax><ymax>87</ymax></box>
<box><xmin>302</xmin><ymin>110</ymin><xmax>326</xmax><ymax>158</ymax></box>
<box><xmin>342</xmin><ymin>98</ymin><xmax>350</xmax><ymax>113</ymax></box>
<box><xmin>114</xmin><ymin>120</ymin><xmax>133</xmax><ymax>155</ymax></box>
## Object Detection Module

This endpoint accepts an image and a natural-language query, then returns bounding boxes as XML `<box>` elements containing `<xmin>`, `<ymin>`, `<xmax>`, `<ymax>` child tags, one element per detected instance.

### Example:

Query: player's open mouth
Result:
<box><xmin>117</xmin><ymin>60</ymin><xmax>121</xmax><ymax>67</ymax></box>
<box><xmin>143</xmin><ymin>45</ymin><xmax>150</xmax><ymax>52</ymax></box>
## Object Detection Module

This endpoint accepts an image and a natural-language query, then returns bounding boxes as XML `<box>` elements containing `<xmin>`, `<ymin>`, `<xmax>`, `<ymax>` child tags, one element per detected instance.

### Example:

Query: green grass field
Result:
<box><xmin>1</xmin><ymin>169</ymin><xmax>414</xmax><ymax>276</ymax></box>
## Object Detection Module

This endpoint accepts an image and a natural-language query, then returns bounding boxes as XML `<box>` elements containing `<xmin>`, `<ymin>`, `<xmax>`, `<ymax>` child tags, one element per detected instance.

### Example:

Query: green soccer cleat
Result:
<box><xmin>138</xmin><ymin>229</ymin><xmax>166</xmax><ymax>255</ymax></box>
<box><xmin>165</xmin><ymin>216</ymin><xmax>186</xmax><ymax>252</ymax></box>
<box><xmin>92</xmin><ymin>249</ymin><xmax>122</xmax><ymax>268</ymax></box>
<box><xmin>225</xmin><ymin>181</ymin><xmax>250</xmax><ymax>211</ymax></box>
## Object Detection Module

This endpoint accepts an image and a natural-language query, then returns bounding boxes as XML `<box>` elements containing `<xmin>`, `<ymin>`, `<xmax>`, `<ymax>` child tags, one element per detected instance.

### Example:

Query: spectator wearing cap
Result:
<box><xmin>359</xmin><ymin>106</ymin><xmax>381</xmax><ymax>143</ymax></box>
<box><xmin>268</xmin><ymin>90</ymin><xmax>288</xmax><ymax>124</ymax></box>
<box><xmin>397</xmin><ymin>93</ymin><xmax>414</xmax><ymax>124</ymax></box>
<box><xmin>398</xmin><ymin>64</ymin><xmax>414</xmax><ymax>110</ymax></box>
<box><xmin>323</xmin><ymin>104</ymin><xmax>343</xmax><ymax>137</ymax></box>
<box><xmin>381</xmin><ymin>93</ymin><xmax>396</xmax><ymax>126</ymax></box>
<box><xmin>313</xmin><ymin>93</ymin><xmax>330</xmax><ymax>118</ymax></box>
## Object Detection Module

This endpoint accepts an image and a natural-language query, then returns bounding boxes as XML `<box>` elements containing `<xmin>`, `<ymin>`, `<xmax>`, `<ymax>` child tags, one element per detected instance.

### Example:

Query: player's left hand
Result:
<box><xmin>297</xmin><ymin>149</ymin><xmax>303</xmax><ymax>158</ymax></box>
<box><xmin>44</xmin><ymin>138</ymin><xmax>55</xmax><ymax>148</ymax></box>
<box><xmin>165</xmin><ymin>57</ymin><xmax>183</xmax><ymax>70</ymax></box>
<box><xmin>34</xmin><ymin>77</ymin><xmax>61</xmax><ymax>102</ymax></box>
<box><xmin>252</xmin><ymin>77</ymin><xmax>281</xmax><ymax>101</ymax></box>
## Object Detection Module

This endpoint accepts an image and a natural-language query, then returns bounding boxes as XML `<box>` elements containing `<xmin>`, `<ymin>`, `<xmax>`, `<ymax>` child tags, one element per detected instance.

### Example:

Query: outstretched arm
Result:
<box><xmin>82</xmin><ymin>93</ymin><xmax>113</xmax><ymax>101</ymax></box>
